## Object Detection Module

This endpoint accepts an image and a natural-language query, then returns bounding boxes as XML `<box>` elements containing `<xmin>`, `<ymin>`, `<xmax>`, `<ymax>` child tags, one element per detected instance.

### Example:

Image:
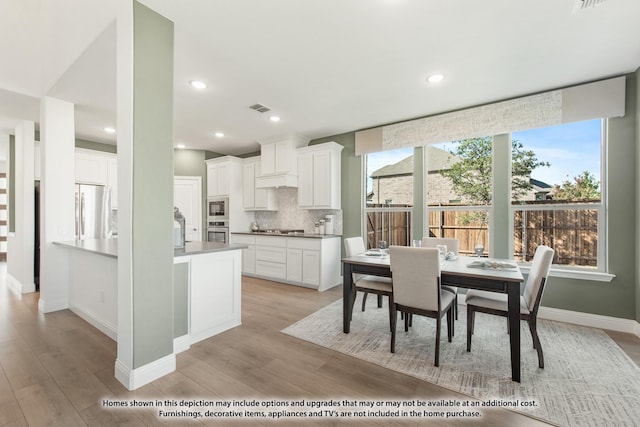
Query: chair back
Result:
<box><xmin>389</xmin><ymin>246</ymin><xmax>441</xmax><ymax>311</ymax></box>
<box><xmin>523</xmin><ymin>245</ymin><xmax>554</xmax><ymax>312</ymax></box>
<box><xmin>421</xmin><ymin>237</ymin><xmax>460</xmax><ymax>254</ymax></box>
<box><xmin>344</xmin><ymin>237</ymin><xmax>367</xmax><ymax>282</ymax></box>
<box><xmin>344</xmin><ymin>237</ymin><xmax>366</xmax><ymax>257</ymax></box>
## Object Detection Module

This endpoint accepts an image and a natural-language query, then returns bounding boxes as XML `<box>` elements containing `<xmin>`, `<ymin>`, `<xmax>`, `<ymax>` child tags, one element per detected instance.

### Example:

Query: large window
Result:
<box><xmin>426</xmin><ymin>138</ymin><xmax>492</xmax><ymax>256</ymax></box>
<box><xmin>365</xmin><ymin>148</ymin><xmax>413</xmax><ymax>249</ymax></box>
<box><xmin>364</xmin><ymin>119</ymin><xmax>606</xmax><ymax>273</ymax></box>
<box><xmin>511</xmin><ymin>119</ymin><xmax>604</xmax><ymax>269</ymax></box>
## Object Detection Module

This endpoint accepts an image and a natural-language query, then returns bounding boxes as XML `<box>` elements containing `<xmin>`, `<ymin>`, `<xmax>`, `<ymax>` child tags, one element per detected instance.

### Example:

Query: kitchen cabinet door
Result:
<box><xmin>206</xmin><ymin>164</ymin><xmax>219</xmax><ymax>197</ymax></box>
<box><xmin>261</xmin><ymin>143</ymin><xmax>276</xmax><ymax>175</ymax></box>
<box><xmin>297</xmin><ymin>152</ymin><xmax>314</xmax><ymax>208</ymax></box>
<box><xmin>286</xmin><ymin>248</ymin><xmax>302</xmax><ymax>283</ymax></box>
<box><xmin>207</xmin><ymin>163</ymin><xmax>230</xmax><ymax>197</ymax></box>
<box><xmin>217</xmin><ymin>163</ymin><xmax>230</xmax><ymax>195</ymax></box>
<box><xmin>312</xmin><ymin>150</ymin><xmax>331</xmax><ymax>207</ymax></box>
<box><xmin>302</xmin><ymin>250</ymin><xmax>321</xmax><ymax>286</ymax></box>
<box><xmin>76</xmin><ymin>149</ymin><xmax>108</xmax><ymax>185</ymax></box>
<box><xmin>242</xmin><ymin>163</ymin><xmax>255</xmax><ymax>209</ymax></box>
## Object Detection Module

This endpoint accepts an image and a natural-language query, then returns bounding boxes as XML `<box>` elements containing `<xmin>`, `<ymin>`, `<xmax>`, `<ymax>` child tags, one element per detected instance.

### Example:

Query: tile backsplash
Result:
<box><xmin>254</xmin><ymin>188</ymin><xmax>343</xmax><ymax>235</ymax></box>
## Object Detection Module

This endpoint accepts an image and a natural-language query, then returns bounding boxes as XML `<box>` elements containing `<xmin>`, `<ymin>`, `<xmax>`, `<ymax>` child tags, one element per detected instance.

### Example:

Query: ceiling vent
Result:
<box><xmin>573</xmin><ymin>0</ymin><xmax>608</xmax><ymax>12</ymax></box>
<box><xmin>249</xmin><ymin>103</ymin><xmax>271</xmax><ymax>113</ymax></box>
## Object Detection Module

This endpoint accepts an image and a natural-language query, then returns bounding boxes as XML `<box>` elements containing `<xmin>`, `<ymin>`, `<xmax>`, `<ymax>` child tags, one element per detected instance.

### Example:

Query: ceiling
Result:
<box><xmin>1</xmin><ymin>0</ymin><xmax>640</xmax><ymax>156</ymax></box>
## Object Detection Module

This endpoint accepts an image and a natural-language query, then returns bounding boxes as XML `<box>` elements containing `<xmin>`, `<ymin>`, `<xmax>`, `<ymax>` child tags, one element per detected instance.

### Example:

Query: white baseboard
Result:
<box><xmin>173</xmin><ymin>334</ymin><xmax>190</xmax><ymax>354</ymax></box>
<box><xmin>537</xmin><ymin>305</ymin><xmax>640</xmax><ymax>338</ymax></box>
<box><xmin>115</xmin><ymin>353</ymin><xmax>176</xmax><ymax>391</ymax></box>
<box><xmin>6</xmin><ymin>273</ymin><xmax>36</xmax><ymax>294</ymax></box>
<box><xmin>458</xmin><ymin>299</ymin><xmax>640</xmax><ymax>339</ymax></box>
<box><xmin>38</xmin><ymin>296</ymin><xmax>70</xmax><ymax>314</ymax></box>
<box><xmin>69</xmin><ymin>306</ymin><xmax>117</xmax><ymax>341</ymax></box>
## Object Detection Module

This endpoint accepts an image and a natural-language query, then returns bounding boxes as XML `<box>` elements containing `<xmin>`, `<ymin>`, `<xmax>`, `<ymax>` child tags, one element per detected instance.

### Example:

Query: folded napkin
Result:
<box><xmin>467</xmin><ymin>260</ymin><xmax>517</xmax><ymax>270</ymax></box>
<box><xmin>364</xmin><ymin>250</ymin><xmax>389</xmax><ymax>258</ymax></box>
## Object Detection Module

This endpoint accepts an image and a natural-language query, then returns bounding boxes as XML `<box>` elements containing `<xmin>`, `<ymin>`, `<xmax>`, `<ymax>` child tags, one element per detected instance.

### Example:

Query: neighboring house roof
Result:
<box><xmin>530</xmin><ymin>178</ymin><xmax>551</xmax><ymax>190</ymax></box>
<box><xmin>370</xmin><ymin>146</ymin><xmax>459</xmax><ymax>178</ymax></box>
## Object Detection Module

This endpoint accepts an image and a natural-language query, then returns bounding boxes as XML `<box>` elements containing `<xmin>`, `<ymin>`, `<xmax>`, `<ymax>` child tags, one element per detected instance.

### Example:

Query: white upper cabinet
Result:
<box><xmin>256</xmin><ymin>134</ymin><xmax>309</xmax><ymax>188</ymax></box>
<box><xmin>242</xmin><ymin>157</ymin><xmax>277</xmax><ymax>211</ymax></box>
<box><xmin>74</xmin><ymin>148</ymin><xmax>118</xmax><ymax>207</ymax></box>
<box><xmin>75</xmin><ymin>148</ymin><xmax>109</xmax><ymax>185</ymax></box>
<box><xmin>206</xmin><ymin>158</ymin><xmax>232</xmax><ymax>197</ymax></box>
<box><xmin>296</xmin><ymin>142</ymin><xmax>343</xmax><ymax>209</ymax></box>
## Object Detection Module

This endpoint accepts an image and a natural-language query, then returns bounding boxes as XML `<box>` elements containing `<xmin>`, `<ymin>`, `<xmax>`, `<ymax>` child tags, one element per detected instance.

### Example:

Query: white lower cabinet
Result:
<box><xmin>255</xmin><ymin>236</ymin><xmax>287</xmax><ymax>280</ymax></box>
<box><xmin>286</xmin><ymin>248</ymin><xmax>303</xmax><ymax>283</ymax></box>
<box><xmin>229</xmin><ymin>234</ymin><xmax>256</xmax><ymax>275</ymax></box>
<box><xmin>232</xmin><ymin>233</ymin><xmax>340</xmax><ymax>291</ymax></box>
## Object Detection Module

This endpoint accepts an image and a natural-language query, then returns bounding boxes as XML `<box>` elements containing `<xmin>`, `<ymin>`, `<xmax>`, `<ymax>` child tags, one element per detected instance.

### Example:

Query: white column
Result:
<box><xmin>38</xmin><ymin>97</ymin><xmax>76</xmax><ymax>313</ymax></box>
<box><xmin>115</xmin><ymin>0</ymin><xmax>176</xmax><ymax>390</ymax></box>
<box><xmin>7</xmin><ymin>121</ymin><xmax>35</xmax><ymax>293</ymax></box>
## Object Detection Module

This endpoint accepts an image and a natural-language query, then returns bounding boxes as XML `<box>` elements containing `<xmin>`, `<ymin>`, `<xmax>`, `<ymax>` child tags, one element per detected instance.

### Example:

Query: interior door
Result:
<box><xmin>174</xmin><ymin>176</ymin><xmax>202</xmax><ymax>242</ymax></box>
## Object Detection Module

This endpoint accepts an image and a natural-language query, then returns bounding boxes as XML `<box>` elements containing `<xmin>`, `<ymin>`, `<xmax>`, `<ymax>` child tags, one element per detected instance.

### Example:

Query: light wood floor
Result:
<box><xmin>1</xmin><ymin>270</ymin><xmax>639</xmax><ymax>426</ymax></box>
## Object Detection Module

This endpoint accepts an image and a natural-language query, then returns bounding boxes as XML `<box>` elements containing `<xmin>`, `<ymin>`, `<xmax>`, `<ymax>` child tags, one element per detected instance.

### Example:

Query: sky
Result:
<box><xmin>365</xmin><ymin>119</ymin><xmax>602</xmax><ymax>192</ymax></box>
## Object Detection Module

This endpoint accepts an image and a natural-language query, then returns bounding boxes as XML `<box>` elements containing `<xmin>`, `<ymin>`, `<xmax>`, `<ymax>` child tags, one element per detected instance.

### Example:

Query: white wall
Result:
<box><xmin>39</xmin><ymin>97</ymin><xmax>76</xmax><ymax>312</ymax></box>
<box><xmin>7</xmin><ymin>121</ymin><xmax>35</xmax><ymax>293</ymax></box>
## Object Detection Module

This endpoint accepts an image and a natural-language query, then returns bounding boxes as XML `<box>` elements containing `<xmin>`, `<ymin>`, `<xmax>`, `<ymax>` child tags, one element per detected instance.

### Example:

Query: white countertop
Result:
<box><xmin>54</xmin><ymin>238</ymin><xmax>247</xmax><ymax>259</ymax></box>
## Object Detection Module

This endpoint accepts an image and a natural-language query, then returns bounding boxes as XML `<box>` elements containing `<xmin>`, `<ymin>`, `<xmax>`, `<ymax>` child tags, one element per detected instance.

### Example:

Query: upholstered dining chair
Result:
<box><xmin>422</xmin><ymin>237</ymin><xmax>460</xmax><ymax>321</ymax></box>
<box><xmin>465</xmin><ymin>245</ymin><xmax>554</xmax><ymax>369</ymax></box>
<box><xmin>389</xmin><ymin>246</ymin><xmax>454</xmax><ymax>367</ymax></box>
<box><xmin>343</xmin><ymin>237</ymin><xmax>394</xmax><ymax>331</ymax></box>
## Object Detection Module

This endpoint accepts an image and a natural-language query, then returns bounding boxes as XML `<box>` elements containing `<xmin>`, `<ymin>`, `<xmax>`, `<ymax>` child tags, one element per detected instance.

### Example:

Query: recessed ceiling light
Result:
<box><xmin>104</xmin><ymin>127</ymin><xmax>116</xmax><ymax>134</ymax></box>
<box><xmin>176</xmin><ymin>143</ymin><xmax>186</xmax><ymax>149</ymax></box>
<box><xmin>214</xmin><ymin>132</ymin><xmax>224</xmax><ymax>138</ymax></box>
<box><xmin>427</xmin><ymin>74</ymin><xmax>444</xmax><ymax>84</ymax></box>
<box><xmin>269</xmin><ymin>116</ymin><xmax>281</xmax><ymax>122</ymax></box>
<box><xmin>189</xmin><ymin>80</ymin><xmax>207</xmax><ymax>89</ymax></box>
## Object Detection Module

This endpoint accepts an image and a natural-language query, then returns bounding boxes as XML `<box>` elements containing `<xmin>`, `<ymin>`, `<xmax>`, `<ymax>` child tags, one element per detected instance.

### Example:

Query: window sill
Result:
<box><xmin>518</xmin><ymin>265</ymin><xmax>615</xmax><ymax>282</ymax></box>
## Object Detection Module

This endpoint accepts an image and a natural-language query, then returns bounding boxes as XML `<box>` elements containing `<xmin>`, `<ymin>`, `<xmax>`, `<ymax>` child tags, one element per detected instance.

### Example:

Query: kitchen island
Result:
<box><xmin>54</xmin><ymin>239</ymin><xmax>246</xmax><ymax>352</ymax></box>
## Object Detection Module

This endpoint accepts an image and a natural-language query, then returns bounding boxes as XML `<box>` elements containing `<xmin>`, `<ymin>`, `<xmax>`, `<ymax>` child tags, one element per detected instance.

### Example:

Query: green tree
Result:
<box><xmin>553</xmin><ymin>171</ymin><xmax>600</xmax><ymax>201</ymax></box>
<box><xmin>440</xmin><ymin>137</ymin><xmax>550</xmax><ymax>204</ymax></box>
<box><xmin>440</xmin><ymin>137</ymin><xmax>550</xmax><ymax>247</ymax></box>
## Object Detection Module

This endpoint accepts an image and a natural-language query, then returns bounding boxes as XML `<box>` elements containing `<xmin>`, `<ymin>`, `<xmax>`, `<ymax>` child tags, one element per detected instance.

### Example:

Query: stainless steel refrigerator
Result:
<box><xmin>75</xmin><ymin>184</ymin><xmax>112</xmax><ymax>239</ymax></box>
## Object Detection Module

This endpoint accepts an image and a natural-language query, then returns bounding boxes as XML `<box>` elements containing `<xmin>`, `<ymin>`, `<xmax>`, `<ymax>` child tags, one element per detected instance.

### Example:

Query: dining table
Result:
<box><xmin>342</xmin><ymin>252</ymin><xmax>525</xmax><ymax>382</ymax></box>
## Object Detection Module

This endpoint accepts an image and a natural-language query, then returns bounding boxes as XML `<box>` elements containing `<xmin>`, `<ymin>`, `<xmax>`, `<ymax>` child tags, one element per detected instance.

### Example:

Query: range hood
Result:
<box><xmin>255</xmin><ymin>134</ymin><xmax>309</xmax><ymax>188</ymax></box>
<box><xmin>255</xmin><ymin>173</ymin><xmax>298</xmax><ymax>188</ymax></box>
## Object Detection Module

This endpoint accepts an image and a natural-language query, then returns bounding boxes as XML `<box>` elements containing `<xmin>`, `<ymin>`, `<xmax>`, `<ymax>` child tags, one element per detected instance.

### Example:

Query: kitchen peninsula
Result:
<box><xmin>54</xmin><ymin>239</ymin><xmax>246</xmax><ymax>352</ymax></box>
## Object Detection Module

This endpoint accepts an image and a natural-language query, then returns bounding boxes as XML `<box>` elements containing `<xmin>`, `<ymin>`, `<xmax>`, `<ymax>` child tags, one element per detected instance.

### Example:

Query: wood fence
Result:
<box><xmin>366</xmin><ymin>201</ymin><xmax>599</xmax><ymax>265</ymax></box>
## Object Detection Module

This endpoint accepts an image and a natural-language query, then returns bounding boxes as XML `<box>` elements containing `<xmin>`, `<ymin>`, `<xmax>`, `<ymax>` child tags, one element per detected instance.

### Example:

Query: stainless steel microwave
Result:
<box><xmin>207</xmin><ymin>197</ymin><xmax>229</xmax><ymax>221</ymax></box>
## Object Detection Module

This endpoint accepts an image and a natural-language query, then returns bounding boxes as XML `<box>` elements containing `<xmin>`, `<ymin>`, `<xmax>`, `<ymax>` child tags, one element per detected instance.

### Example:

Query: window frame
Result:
<box><xmin>508</xmin><ymin>119</ymin><xmax>609</xmax><ymax>276</ymax></box>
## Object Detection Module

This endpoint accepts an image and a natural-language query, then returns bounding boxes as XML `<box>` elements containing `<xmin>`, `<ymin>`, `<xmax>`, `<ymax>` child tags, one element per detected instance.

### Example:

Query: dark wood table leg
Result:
<box><xmin>343</xmin><ymin>262</ymin><xmax>353</xmax><ymax>333</ymax></box>
<box><xmin>507</xmin><ymin>281</ymin><xmax>521</xmax><ymax>382</ymax></box>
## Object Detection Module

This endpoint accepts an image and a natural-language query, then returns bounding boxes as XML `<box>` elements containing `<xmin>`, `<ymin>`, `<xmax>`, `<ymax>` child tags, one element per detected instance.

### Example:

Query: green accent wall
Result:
<box><xmin>131</xmin><ymin>1</ymin><xmax>175</xmax><ymax>368</ymax></box>
<box><xmin>76</xmin><ymin>138</ymin><xmax>117</xmax><ymax>153</ymax></box>
<box><xmin>412</xmin><ymin>146</ymin><xmax>424</xmax><ymax>240</ymax></box>
<box><xmin>173</xmin><ymin>262</ymin><xmax>189</xmax><ymax>338</ymax></box>
<box><xmin>492</xmin><ymin>134</ymin><xmax>511</xmax><ymax>259</ymax></box>
<box><xmin>636</xmin><ymin>68</ymin><xmax>640</xmax><ymax>323</ymax></box>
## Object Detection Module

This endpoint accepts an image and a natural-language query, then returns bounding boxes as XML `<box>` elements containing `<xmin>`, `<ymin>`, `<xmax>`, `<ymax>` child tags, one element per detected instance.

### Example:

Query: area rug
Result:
<box><xmin>282</xmin><ymin>296</ymin><xmax>640</xmax><ymax>427</ymax></box>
